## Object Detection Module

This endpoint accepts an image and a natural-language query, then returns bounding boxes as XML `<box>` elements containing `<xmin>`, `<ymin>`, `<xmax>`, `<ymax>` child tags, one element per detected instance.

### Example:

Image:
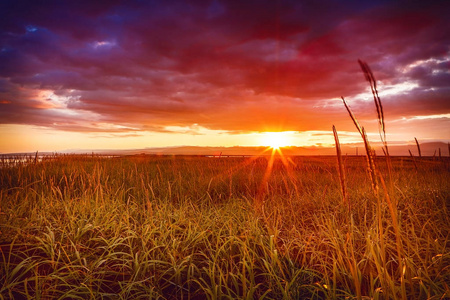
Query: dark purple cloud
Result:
<box><xmin>0</xmin><ymin>0</ymin><xmax>449</xmax><ymax>139</ymax></box>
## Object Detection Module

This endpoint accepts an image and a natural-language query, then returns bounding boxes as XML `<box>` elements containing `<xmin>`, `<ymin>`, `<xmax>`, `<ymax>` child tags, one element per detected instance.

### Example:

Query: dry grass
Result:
<box><xmin>1</xmin><ymin>155</ymin><xmax>449</xmax><ymax>299</ymax></box>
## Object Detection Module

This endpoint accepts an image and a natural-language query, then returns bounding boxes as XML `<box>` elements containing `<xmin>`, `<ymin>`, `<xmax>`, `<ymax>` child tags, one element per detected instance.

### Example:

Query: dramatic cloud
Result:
<box><xmin>0</xmin><ymin>0</ymin><xmax>449</xmax><ymax>146</ymax></box>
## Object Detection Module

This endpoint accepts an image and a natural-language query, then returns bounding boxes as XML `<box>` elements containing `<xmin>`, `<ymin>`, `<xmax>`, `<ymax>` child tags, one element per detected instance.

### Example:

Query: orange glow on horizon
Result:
<box><xmin>260</xmin><ymin>131</ymin><xmax>294</xmax><ymax>149</ymax></box>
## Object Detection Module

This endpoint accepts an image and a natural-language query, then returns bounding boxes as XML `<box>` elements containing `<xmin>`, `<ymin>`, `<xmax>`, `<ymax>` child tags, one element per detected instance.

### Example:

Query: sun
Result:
<box><xmin>261</xmin><ymin>132</ymin><xmax>292</xmax><ymax>149</ymax></box>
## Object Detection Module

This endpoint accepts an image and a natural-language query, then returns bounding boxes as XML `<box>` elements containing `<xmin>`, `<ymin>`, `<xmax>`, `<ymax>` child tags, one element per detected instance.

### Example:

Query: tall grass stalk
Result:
<box><xmin>341</xmin><ymin>97</ymin><xmax>378</xmax><ymax>193</ymax></box>
<box><xmin>358</xmin><ymin>60</ymin><xmax>388</xmax><ymax>156</ymax></box>
<box><xmin>415</xmin><ymin>137</ymin><xmax>422</xmax><ymax>158</ymax></box>
<box><xmin>332</xmin><ymin>125</ymin><xmax>348</xmax><ymax>208</ymax></box>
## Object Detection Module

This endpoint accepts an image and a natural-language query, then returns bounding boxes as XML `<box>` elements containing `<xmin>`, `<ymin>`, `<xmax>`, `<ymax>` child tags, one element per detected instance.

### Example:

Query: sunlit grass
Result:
<box><xmin>1</xmin><ymin>154</ymin><xmax>449</xmax><ymax>299</ymax></box>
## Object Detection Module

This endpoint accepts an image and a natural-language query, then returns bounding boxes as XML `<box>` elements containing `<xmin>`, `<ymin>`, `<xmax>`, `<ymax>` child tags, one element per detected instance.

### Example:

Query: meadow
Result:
<box><xmin>0</xmin><ymin>153</ymin><xmax>449</xmax><ymax>299</ymax></box>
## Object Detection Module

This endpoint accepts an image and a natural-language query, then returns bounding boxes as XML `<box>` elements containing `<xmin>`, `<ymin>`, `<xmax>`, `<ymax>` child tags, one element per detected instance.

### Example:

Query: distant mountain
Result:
<box><xmin>66</xmin><ymin>141</ymin><xmax>450</xmax><ymax>157</ymax></box>
<box><xmin>3</xmin><ymin>142</ymin><xmax>448</xmax><ymax>157</ymax></box>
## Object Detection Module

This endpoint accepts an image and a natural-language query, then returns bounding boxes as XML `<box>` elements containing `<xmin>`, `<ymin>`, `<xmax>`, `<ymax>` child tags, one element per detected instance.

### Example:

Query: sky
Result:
<box><xmin>0</xmin><ymin>0</ymin><xmax>449</xmax><ymax>153</ymax></box>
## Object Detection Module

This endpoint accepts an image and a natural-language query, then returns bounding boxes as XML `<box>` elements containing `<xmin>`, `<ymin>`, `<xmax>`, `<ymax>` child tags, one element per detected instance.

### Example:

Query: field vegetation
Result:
<box><xmin>1</xmin><ymin>153</ymin><xmax>449</xmax><ymax>299</ymax></box>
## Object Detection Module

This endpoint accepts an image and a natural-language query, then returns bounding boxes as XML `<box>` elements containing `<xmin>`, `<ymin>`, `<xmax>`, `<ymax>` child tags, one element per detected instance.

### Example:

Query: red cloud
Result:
<box><xmin>0</xmin><ymin>0</ymin><xmax>448</xmax><ymax>143</ymax></box>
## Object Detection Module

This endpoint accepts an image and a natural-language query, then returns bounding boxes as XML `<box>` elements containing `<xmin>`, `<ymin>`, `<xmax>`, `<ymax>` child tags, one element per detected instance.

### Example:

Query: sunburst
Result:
<box><xmin>261</xmin><ymin>132</ymin><xmax>292</xmax><ymax>149</ymax></box>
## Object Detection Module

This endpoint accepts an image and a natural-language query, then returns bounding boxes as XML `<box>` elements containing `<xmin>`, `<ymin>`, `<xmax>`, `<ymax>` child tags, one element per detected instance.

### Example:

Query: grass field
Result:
<box><xmin>1</xmin><ymin>153</ymin><xmax>449</xmax><ymax>299</ymax></box>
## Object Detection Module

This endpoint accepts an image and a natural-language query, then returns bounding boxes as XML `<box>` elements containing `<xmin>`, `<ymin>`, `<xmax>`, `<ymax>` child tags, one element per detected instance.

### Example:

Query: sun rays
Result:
<box><xmin>254</xmin><ymin>143</ymin><xmax>297</xmax><ymax>208</ymax></box>
<box><xmin>202</xmin><ymin>137</ymin><xmax>297</xmax><ymax>210</ymax></box>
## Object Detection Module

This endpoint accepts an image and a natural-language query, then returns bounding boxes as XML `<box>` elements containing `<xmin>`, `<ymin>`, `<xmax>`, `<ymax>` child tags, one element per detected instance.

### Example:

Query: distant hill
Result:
<box><xmin>3</xmin><ymin>142</ymin><xmax>448</xmax><ymax>157</ymax></box>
